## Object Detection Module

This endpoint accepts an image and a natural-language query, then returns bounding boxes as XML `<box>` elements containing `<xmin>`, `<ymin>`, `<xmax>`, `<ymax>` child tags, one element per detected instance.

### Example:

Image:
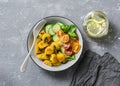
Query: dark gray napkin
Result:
<box><xmin>70</xmin><ymin>50</ymin><xmax>120</xmax><ymax>86</ymax></box>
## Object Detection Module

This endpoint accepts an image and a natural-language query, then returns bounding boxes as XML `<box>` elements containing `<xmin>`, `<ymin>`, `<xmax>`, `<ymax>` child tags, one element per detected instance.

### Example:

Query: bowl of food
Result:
<box><xmin>27</xmin><ymin>16</ymin><xmax>83</xmax><ymax>71</ymax></box>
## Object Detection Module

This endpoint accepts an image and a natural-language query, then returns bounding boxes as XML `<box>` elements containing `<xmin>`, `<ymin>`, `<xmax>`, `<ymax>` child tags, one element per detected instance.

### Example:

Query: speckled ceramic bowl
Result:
<box><xmin>27</xmin><ymin>16</ymin><xmax>83</xmax><ymax>71</ymax></box>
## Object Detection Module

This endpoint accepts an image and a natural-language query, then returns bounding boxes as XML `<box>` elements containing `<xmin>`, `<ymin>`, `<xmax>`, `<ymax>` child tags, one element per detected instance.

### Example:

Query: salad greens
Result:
<box><xmin>65</xmin><ymin>55</ymin><xmax>75</xmax><ymax>60</ymax></box>
<box><xmin>68</xmin><ymin>32</ymin><xmax>77</xmax><ymax>38</ymax></box>
<box><xmin>45</xmin><ymin>22</ymin><xmax>77</xmax><ymax>38</ymax></box>
<box><xmin>61</xmin><ymin>24</ymin><xmax>77</xmax><ymax>38</ymax></box>
<box><xmin>61</xmin><ymin>25</ymin><xmax>70</xmax><ymax>33</ymax></box>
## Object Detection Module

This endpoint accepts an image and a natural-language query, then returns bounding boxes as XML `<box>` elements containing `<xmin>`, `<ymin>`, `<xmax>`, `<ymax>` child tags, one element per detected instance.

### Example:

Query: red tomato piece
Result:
<box><xmin>63</xmin><ymin>43</ymin><xmax>71</xmax><ymax>50</ymax></box>
<box><xmin>65</xmin><ymin>50</ymin><xmax>73</xmax><ymax>56</ymax></box>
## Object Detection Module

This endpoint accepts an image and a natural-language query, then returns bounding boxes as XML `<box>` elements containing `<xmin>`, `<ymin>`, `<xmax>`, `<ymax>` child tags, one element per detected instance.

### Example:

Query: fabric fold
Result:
<box><xmin>70</xmin><ymin>50</ymin><xmax>120</xmax><ymax>86</ymax></box>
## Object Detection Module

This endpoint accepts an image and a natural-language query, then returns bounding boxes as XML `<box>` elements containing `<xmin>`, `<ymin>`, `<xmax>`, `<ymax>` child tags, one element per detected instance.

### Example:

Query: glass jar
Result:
<box><xmin>83</xmin><ymin>11</ymin><xmax>109</xmax><ymax>38</ymax></box>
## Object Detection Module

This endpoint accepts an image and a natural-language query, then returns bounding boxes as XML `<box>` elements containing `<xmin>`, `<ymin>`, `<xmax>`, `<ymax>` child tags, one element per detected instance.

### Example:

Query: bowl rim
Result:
<box><xmin>27</xmin><ymin>16</ymin><xmax>83</xmax><ymax>71</ymax></box>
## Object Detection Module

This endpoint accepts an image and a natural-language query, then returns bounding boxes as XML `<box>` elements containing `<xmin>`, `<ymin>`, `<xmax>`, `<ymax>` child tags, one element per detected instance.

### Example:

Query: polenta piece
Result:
<box><xmin>52</xmin><ymin>62</ymin><xmax>61</xmax><ymax>66</ymax></box>
<box><xmin>35</xmin><ymin>44</ymin><xmax>41</xmax><ymax>54</ymax></box>
<box><xmin>45</xmin><ymin>46</ymin><xmax>54</xmax><ymax>55</ymax></box>
<box><xmin>51</xmin><ymin>42</ymin><xmax>60</xmax><ymax>50</ymax></box>
<box><xmin>50</xmin><ymin>54</ymin><xmax>58</xmax><ymax>64</ymax></box>
<box><xmin>38</xmin><ymin>41</ymin><xmax>48</xmax><ymax>49</ymax></box>
<box><xmin>44</xmin><ymin>60</ymin><xmax>52</xmax><ymax>66</ymax></box>
<box><xmin>42</xmin><ymin>33</ymin><xmax>51</xmax><ymax>42</ymax></box>
<box><xmin>36</xmin><ymin>38</ymin><xmax>41</xmax><ymax>44</ymax></box>
<box><xmin>37</xmin><ymin>53</ymin><xmax>48</xmax><ymax>60</ymax></box>
<box><xmin>38</xmin><ymin>30</ymin><xmax>45</xmax><ymax>39</ymax></box>
<box><xmin>57</xmin><ymin>53</ymin><xmax>66</xmax><ymax>63</ymax></box>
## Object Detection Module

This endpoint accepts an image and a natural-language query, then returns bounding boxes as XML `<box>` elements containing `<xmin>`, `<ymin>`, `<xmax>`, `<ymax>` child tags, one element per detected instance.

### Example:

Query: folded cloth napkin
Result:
<box><xmin>70</xmin><ymin>50</ymin><xmax>120</xmax><ymax>86</ymax></box>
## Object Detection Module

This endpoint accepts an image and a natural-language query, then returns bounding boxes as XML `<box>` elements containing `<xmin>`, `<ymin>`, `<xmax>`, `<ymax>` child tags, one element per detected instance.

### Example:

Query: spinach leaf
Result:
<box><xmin>61</xmin><ymin>24</ymin><xmax>77</xmax><ymax>38</ymax></box>
<box><xmin>69</xmin><ymin>28</ymin><xmax>76</xmax><ymax>33</ymax></box>
<box><xmin>70</xmin><ymin>24</ymin><xmax>75</xmax><ymax>29</ymax></box>
<box><xmin>61</xmin><ymin>25</ymin><xmax>70</xmax><ymax>33</ymax></box>
<box><xmin>65</xmin><ymin>55</ymin><xmax>75</xmax><ymax>60</ymax></box>
<box><xmin>68</xmin><ymin>32</ymin><xmax>77</xmax><ymax>38</ymax></box>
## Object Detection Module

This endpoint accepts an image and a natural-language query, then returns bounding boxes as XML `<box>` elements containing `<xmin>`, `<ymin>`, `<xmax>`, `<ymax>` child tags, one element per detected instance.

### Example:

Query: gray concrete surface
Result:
<box><xmin>0</xmin><ymin>0</ymin><xmax>120</xmax><ymax>86</ymax></box>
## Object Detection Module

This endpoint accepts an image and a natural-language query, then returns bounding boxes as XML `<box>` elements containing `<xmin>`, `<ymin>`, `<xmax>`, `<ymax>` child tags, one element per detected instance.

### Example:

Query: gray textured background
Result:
<box><xmin>0</xmin><ymin>0</ymin><xmax>120</xmax><ymax>86</ymax></box>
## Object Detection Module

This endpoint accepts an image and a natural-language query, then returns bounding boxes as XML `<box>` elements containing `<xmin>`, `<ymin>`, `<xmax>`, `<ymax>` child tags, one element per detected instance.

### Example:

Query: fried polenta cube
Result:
<box><xmin>38</xmin><ymin>41</ymin><xmax>48</xmax><ymax>49</ymax></box>
<box><xmin>44</xmin><ymin>60</ymin><xmax>52</xmax><ymax>66</ymax></box>
<box><xmin>57</xmin><ymin>52</ymin><xmax>66</xmax><ymax>63</ymax></box>
<box><xmin>37</xmin><ymin>53</ymin><xmax>48</xmax><ymax>60</ymax></box>
<box><xmin>50</xmin><ymin>54</ymin><xmax>58</xmax><ymax>64</ymax></box>
<box><xmin>45</xmin><ymin>46</ymin><xmax>54</xmax><ymax>55</ymax></box>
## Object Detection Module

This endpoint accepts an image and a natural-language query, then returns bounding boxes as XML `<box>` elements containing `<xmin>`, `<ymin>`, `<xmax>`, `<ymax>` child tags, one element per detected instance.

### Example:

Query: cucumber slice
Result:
<box><xmin>53</xmin><ymin>34</ymin><xmax>58</xmax><ymax>41</ymax></box>
<box><xmin>52</xmin><ymin>23</ymin><xmax>61</xmax><ymax>33</ymax></box>
<box><xmin>49</xmin><ymin>27</ymin><xmax>55</xmax><ymax>35</ymax></box>
<box><xmin>45</xmin><ymin>24</ymin><xmax>53</xmax><ymax>33</ymax></box>
<box><xmin>60</xmin><ymin>47</ymin><xmax>65</xmax><ymax>53</ymax></box>
<box><xmin>56</xmin><ymin>22</ymin><xmax>64</xmax><ymax>26</ymax></box>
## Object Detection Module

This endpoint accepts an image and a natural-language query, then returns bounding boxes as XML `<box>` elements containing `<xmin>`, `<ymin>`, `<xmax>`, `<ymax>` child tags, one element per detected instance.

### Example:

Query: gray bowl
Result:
<box><xmin>27</xmin><ymin>16</ymin><xmax>83</xmax><ymax>71</ymax></box>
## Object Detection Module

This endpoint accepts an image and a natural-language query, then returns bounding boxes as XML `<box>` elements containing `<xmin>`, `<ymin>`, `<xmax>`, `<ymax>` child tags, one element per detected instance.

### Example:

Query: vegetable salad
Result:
<box><xmin>35</xmin><ymin>22</ymin><xmax>81</xmax><ymax>66</ymax></box>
